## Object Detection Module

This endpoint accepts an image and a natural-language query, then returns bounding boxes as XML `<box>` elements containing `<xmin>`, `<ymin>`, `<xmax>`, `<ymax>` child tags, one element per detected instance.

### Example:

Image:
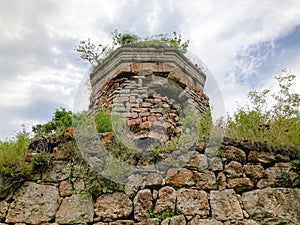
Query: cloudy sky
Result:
<box><xmin>1</xmin><ymin>0</ymin><xmax>300</xmax><ymax>138</ymax></box>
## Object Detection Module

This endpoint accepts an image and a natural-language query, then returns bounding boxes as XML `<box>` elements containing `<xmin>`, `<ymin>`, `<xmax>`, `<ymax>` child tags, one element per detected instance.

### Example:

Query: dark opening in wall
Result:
<box><xmin>134</xmin><ymin>137</ymin><xmax>160</xmax><ymax>150</ymax></box>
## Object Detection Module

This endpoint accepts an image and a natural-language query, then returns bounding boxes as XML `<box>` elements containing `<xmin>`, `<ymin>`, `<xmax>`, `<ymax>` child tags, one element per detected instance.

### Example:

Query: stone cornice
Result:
<box><xmin>90</xmin><ymin>46</ymin><xmax>206</xmax><ymax>89</ymax></box>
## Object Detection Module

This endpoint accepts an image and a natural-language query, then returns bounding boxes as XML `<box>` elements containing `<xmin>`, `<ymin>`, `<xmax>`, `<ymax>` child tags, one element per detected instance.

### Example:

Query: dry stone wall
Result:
<box><xmin>0</xmin><ymin>138</ymin><xmax>299</xmax><ymax>225</ymax></box>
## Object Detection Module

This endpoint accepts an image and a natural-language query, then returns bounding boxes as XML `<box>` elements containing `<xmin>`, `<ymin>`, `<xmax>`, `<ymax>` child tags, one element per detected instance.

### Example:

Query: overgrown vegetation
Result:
<box><xmin>0</xmin><ymin>128</ymin><xmax>31</xmax><ymax>177</ymax></box>
<box><xmin>31</xmin><ymin>152</ymin><xmax>53</xmax><ymax>171</ymax></box>
<box><xmin>75</xmin><ymin>30</ymin><xmax>190</xmax><ymax>67</ymax></box>
<box><xmin>149</xmin><ymin>138</ymin><xmax>179</xmax><ymax>155</ymax></box>
<box><xmin>95</xmin><ymin>109</ymin><xmax>113</xmax><ymax>133</ymax></box>
<box><xmin>226</xmin><ymin>70</ymin><xmax>300</xmax><ymax>152</ymax></box>
<box><xmin>1</xmin><ymin>70</ymin><xmax>299</xmax><ymax>180</ymax></box>
<box><xmin>1</xmin><ymin>24</ymin><xmax>300</xmax><ymax>193</ymax></box>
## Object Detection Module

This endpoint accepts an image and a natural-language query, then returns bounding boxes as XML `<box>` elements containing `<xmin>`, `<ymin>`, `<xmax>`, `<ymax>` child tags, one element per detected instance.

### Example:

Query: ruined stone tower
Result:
<box><xmin>89</xmin><ymin>46</ymin><xmax>209</xmax><ymax>149</ymax></box>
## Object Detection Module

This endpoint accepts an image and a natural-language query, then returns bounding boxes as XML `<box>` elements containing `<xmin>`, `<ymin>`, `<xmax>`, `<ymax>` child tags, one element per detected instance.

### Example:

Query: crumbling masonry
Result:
<box><xmin>89</xmin><ymin>46</ymin><xmax>209</xmax><ymax>147</ymax></box>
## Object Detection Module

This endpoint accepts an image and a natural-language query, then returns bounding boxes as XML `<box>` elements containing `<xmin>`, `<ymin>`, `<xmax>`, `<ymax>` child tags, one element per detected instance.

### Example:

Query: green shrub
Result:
<box><xmin>95</xmin><ymin>109</ymin><xmax>113</xmax><ymax>133</ymax></box>
<box><xmin>32</xmin><ymin>108</ymin><xmax>73</xmax><ymax>136</ymax></box>
<box><xmin>226</xmin><ymin>70</ymin><xmax>300</xmax><ymax>151</ymax></box>
<box><xmin>199</xmin><ymin>108</ymin><xmax>213</xmax><ymax>142</ymax></box>
<box><xmin>150</xmin><ymin>138</ymin><xmax>178</xmax><ymax>155</ymax></box>
<box><xmin>76</xmin><ymin>30</ymin><xmax>190</xmax><ymax>67</ymax></box>
<box><xmin>31</xmin><ymin>152</ymin><xmax>53</xmax><ymax>171</ymax></box>
<box><xmin>0</xmin><ymin>129</ymin><xmax>31</xmax><ymax>176</ymax></box>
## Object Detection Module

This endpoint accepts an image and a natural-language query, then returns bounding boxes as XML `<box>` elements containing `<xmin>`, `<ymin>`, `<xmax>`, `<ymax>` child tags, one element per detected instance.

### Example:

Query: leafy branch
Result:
<box><xmin>75</xmin><ymin>30</ymin><xmax>190</xmax><ymax>66</ymax></box>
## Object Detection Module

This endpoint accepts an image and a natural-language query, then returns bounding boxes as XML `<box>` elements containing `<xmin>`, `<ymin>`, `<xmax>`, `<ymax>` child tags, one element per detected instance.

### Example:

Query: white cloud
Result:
<box><xmin>0</xmin><ymin>64</ymin><xmax>85</xmax><ymax>110</ymax></box>
<box><xmin>0</xmin><ymin>0</ymin><xmax>300</xmax><ymax>137</ymax></box>
<box><xmin>173</xmin><ymin>0</ymin><xmax>300</xmax><ymax>116</ymax></box>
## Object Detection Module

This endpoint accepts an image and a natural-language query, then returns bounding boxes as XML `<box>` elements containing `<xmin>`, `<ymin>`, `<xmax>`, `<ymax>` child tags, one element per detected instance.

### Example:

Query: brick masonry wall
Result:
<box><xmin>88</xmin><ymin>46</ymin><xmax>209</xmax><ymax>148</ymax></box>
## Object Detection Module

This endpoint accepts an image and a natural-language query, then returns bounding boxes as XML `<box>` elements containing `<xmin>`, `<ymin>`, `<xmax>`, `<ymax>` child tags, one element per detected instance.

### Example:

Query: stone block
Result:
<box><xmin>147</xmin><ymin>115</ymin><xmax>157</xmax><ymax>122</ymax></box>
<box><xmin>248</xmin><ymin>151</ymin><xmax>276</xmax><ymax>164</ymax></box>
<box><xmin>154</xmin><ymin>186</ymin><xmax>176</xmax><ymax>215</ymax></box>
<box><xmin>59</xmin><ymin>180</ymin><xmax>73</xmax><ymax>197</ymax></box>
<box><xmin>227</xmin><ymin>178</ymin><xmax>254</xmax><ymax>192</ymax></box>
<box><xmin>140</xmin><ymin>121</ymin><xmax>152</xmax><ymax>129</ymax></box>
<box><xmin>195</xmin><ymin>170</ymin><xmax>218</xmax><ymax>190</ymax></box>
<box><xmin>185</xmin><ymin>152</ymin><xmax>208</xmax><ymax>171</ymax></box>
<box><xmin>210</xmin><ymin>189</ymin><xmax>244</xmax><ymax>221</ymax></box>
<box><xmin>56</xmin><ymin>194</ymin><xmax>93</xmax><ymax>224</ymax></box>
<box><xmin>176</xmin><ymin>188</ymin><xmax>209</xmax><ymax>217</ymax></box>
<box><xmin>6</xmin><ymin>182</ymin><xmax>60</xmax><ymax>224</ymax></box>
<box><xmin>222</xmin><ymin>146</ymin><xmax>246</xmax><ymax>163</ymax></box>
<box><xmin>128</xmin><ymin>118</ymin><xmax>142</xmax><ymax>127</ymax></box>
<box><xmin>161</xmin><ymin>215</ymin><xmax>186</xmax><ymax>225</ymax></box>
<box><xmin>224</xmin><ymin>161</ymin><xmax>243</xmax><ymax>178</ymax></box>
<box><xmin>204</xmin><ymin>146</ymin><xmax>220</xmax><ymax>157</ymax></box>
<box><xmin>141</xmin><ymin>102</ymin><xmax>152</xmax><ymax>108</ymax></box>
<box><xmin>94</xmin><ymin>192</ymin><xmax>133</xmax><ymax>220</ymax></box>
<box><xmin>209</xmin><ymin>157</ymin><xmax>223</xmax><ymax>171</ymax></box>
<box><xmin>243</xmin><ymin>164</ymin><xmax>266</xmax><ymax>183</ymax></box>
<box><xmin>0</xmin><ymin>200</ymin><xmax>8</xmax><ymax>220</ymax></box>
<box><xmin>129</xmin><ymin>95</ymin><xmax>136</xmax><ymax>103</ymax></box>
<box><xmin>42</xmin><ymin>161</ymin><xmax>71</xmax><ymax>182</ymax></box>
<box><xmin>188</xmin><ymin>216</ymin><xmax>223</xmax><ymax>225</ymax></box>
<box><xmin>166</xmin><ymin>168</ymin><xmax>195</xmax><ymax>187</ymax></box>
<box><xmin>110</xmin><ymin>220</ymin><xmax>134</xmax><ymax>225</ymax></box>
<box><xmin>145</xmin><ymin>173</ymin><xmax>163</xmax><ymax>188</ymax></box>
<box><xmin>242</xmin><ymin>188</ymin><xmax>300</xmax><ymax>224</ymax></box>
<box><xmin>134</xmin><ymin>189</ymin><xmax>153</xmax><ymax>221</ymax></box>
<box><xmin>125</xmin><ymin>174</ymin><xmax>144</xmax><ymax>198</ymax></box>
<box><xmin>150</xmin><ymin>108</ymin><xmax>164</xmax><ymax>114</ymax></box>
<box><xmin>259</xmin><ymin>162</ymin><xmax>300</xmax><ymax>188</ymax></box>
